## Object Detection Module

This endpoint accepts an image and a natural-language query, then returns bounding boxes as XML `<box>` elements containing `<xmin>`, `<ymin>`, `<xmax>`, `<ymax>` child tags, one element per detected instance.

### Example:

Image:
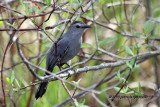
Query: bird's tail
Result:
<box><xmin>35</xmin><ymin>82</ymin><xmax>48</xmax><ymax>100</ymax></box>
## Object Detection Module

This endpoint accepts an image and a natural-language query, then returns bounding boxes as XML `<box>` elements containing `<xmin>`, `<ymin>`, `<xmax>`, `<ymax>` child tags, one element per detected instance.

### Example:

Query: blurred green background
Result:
<box><xmin>0</xmin><ymin>0</ymin><xmax>160</xmax><ymax>107</ymax></box>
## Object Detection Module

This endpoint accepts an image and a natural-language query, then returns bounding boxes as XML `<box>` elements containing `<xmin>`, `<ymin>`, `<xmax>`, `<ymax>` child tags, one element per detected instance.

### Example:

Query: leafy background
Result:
<box><xmin>0</xmin><ymin>0</ymin><xmax>160</xmax><ymax>107</ymax></box>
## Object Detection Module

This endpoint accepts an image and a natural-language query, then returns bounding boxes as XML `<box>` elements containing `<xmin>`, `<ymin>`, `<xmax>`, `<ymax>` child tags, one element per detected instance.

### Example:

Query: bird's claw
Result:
<box><xmin>66</xmin><ymin>71</ymin><xmax>71</xmax><ymax>80</ymax></box>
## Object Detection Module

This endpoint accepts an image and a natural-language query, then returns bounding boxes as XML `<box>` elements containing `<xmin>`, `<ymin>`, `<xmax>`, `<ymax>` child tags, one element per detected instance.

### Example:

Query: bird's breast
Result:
<box><xmin>70</xmin><ymin>37</ymin><xmax>81</xmax><ymax>55</ymax></box>
<box><xmin>61</xmin><ymin>37</ymin><xmax>81</xmax><ymax>63</ymax></box>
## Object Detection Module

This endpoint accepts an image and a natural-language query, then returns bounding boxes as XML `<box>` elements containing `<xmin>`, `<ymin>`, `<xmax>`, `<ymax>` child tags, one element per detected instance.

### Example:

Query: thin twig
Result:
<box><xmin>92</xmin><ymin>93</ymin><xmax>108</xmax><ymax>107</ymax></box>
<box><xmin>61</xmin><ymin>80</ymin><xmax>75</xmax><ymax>103</ymax></box>
<box><xmin>0</xmin><ymin>39</ymin><xmax>11</xmax><ymax>107</ymax></box>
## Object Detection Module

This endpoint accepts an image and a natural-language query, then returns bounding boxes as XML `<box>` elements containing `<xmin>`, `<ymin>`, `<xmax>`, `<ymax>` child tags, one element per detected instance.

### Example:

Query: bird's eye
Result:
<box><xmin>76</xmin><ymin>25</ymin><xmax>80</xmax><ymax>28</ymax></box>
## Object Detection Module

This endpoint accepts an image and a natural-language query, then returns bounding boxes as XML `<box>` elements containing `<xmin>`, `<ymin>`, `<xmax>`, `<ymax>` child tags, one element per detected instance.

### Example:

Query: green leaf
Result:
<box><xmin>123</xmin><ymin>87</ymin><xmax>126</xmax><ymax>93</ymax></box>
<box><xmin>130</xmin><ymin>58</ymin><xmax>135</xmax><ymax>68</ymax></box>
<box><xmin>68</xmin><ymin>0</ymin><xmax>72</xmax><ymax>4</ymax></box>
<box><xmin>78</xmin><ymin>99</ymin><xmax>89</xmax><ymax>107</ymax></box>
<box><xmin>153</xmin><ymin>8</ymin><xmax>160</xmax><ymax>17</ymax></box>
<box><xmin>72</xmin><ymin>78</ymin><xmax>81</xmax><ymax>85</ymax></box>
<box><xmin>114</xmin><ymin>87</ymin><xmax>125</xmax><ymax>93</ymax></box>
<box><xmin>143</xmin><ymin>20</ymin><xmax>154</xmax><ymax>34</ymax></box>
<box><xmin>138</xmin><ymin>81</ymin><xmax>142</xmax><ymax>93</ymax></box>
<box><xmin>81</xmin><ymin>43</ymin><xmax>93</xmax><ymax>48</ymax></box>
<box><xmin>134</xmin><ymin>33</ymin><xmax>146</xmax><ymax>39</ymax></box>
<box><xmin>126</xmin><ymin>59</ymin><xmax>135</xmax><ymax>70</ymax></box>
<box><xmin>150</xmin><ymin>35</ymin><xmax>159</xmax><ymax>39</ymax></box>
<box><xmin>133</xmin><ymin>44</ymin><xmax>137</xmax><ymax>55</ymax></box>
<box><xmin>5</xmin><ymin>22</ymin><xmax>14</xmax><ymax>27</ymax></box>
<box><xmin>81</xmin><ymin>99</ymin><xmax>86</xmax><ymax>105</ymax></box>
<box><xmin>125</xmin><ymin>46</ymin><xmax>134</xmax><ymax>55</ymax></box>
<box><xmin>115</xmin><ymin>71</ymin><xmax>126</xmax><ymax>83</ymax></box>
<box><xmin>98</xmin><ymin>37</ymin><xmax>117</xmax><ymax>46</ymax></box>
<box><xmin>43</xmin><ymin>22</ymin><xmax>46</xmax><ymax>32</ymax></box>
<box><xmin>15</xmin><ymin>79</ymin><xmax>20</xmax><ymax>88</ymax></box>
<box><xmin>20</xmin><ymin>0</ymin><xmax>28</xmax><ymax>13</ymax></box>
<box><xmin>138</xmin><ymin>42</ymin><xmax>141</xmax><ymax>48</ymax></box>
<box><xmin>121</xmin><ymin>78</ymin><xmax>126</xmax><ymax>83</ymax></box>
<box><xmin>74</xmin><ymin>100</ymin><xmax>79</xmax><ymax>106</ymax></box>
<box><xmin>126</xmin><ymin>91</ymin><xmax>134</xmax><ymax>94</ymax></box>
<box><xmin>20</xmin><ymin>0</ymin><xmax>25</xmax><ymax>11</ymax></box>
<box><xmin>125</xmin><ymin>86</ymin><xmax>128</xmax><ymax>92</ymax></box>
<box><xmin>134</xmin><ymin>82</ymin><xmax>143</xmax><ymax>96</ymax></box>
<box><xmin>135</xmin><ymin>64</ymin><xmax>140</xmax><ymax>68</ymax></box>
<box><xmin>46</xmin><ymin>0</ymin><xmax>51</xmax><ymax>6</ymax></box>
<box><xmin>134</xmin><ymin>32</ymin><xmax>142</xmax><ymax>36</ymax></box>
<box><xmin>100</xmin><ymin>0</ymin><xmax>106</xmax><ymax>5</ymax></box>
<box><xmin>126</xmin><ymin>61</ymin><xmax>132</xmax><ymax>69</ymax></box>
<box><xmin>76</xmin><ymin>16</ymin><xmax>81</xmax><ymax>21</ymax></box>
<box><xmin>114</xmin><ymin>87</ymin><xmax>120</xmax><ymax>92</ymax></box>
<box><xmin>25</xmin><ymin>4</ymin><xmax>28</xmax><ymax>13</ymax></box>
<box><xmin>97</xmin><ymin>50</ymin><xmax>102</xmax><ymax>54</ymax></box>
<box><xmin>29</xmin><ymin>6</ymin><xmax>38</xmax><ymax>13</ymax></box>
<box><xmin>6</xmin><ymin>77</ymin><xmax>11</xmax><ymax>84</ymax></box>
<box><xmin>10</xmin><ymin>71</ymin><xmax>15</xmax><ymax>84</ymax></box>
<box><xmin>117</xmin><ymin>71</ymin><xmax>120</xmax><ymax>78</ymax></box>
<box><xmin>13</xmin><ymin>88</ymin><xmax>18</xmax><ymax>92</ymax></box>
<box><xmin>38</xmin><ymin>6</ymin><xmax>48</xmax><ymax>14</ymax></box>
<box><xmin>97</xmin><ymin>0</ymin><xmax>107</xmax><ymax>5</ymax></box>
<box><xmin>135</xmin><ymin>92</ymin><xmax>143</xmax><ymax>96</ymax></box>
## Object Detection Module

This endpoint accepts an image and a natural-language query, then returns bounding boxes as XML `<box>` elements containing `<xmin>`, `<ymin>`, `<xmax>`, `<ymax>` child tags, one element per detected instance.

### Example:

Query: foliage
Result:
<box><xmin>0</xmin><ymin>0</ymin><xmax>160</xmax><ymax>107</ymax></box>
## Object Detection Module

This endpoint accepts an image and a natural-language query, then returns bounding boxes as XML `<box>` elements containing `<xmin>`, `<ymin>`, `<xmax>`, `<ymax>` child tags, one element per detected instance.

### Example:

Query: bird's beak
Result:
<box><xmin>82</xmin><ymin>24</ymin><xmax>91</xmax><ymax>28</ymax></box>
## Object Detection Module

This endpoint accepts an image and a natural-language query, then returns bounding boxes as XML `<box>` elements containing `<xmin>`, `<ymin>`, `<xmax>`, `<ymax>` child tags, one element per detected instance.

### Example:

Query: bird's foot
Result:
<box><xmin>66</xmin><ymin>70</ymin><xmax>72</xmax><ymax>80</ymax></box>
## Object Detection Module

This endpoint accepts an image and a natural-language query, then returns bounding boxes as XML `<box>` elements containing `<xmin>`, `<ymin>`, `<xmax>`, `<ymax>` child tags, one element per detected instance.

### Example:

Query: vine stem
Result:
<box><xmin>1</xmin><ymin>39</ymin><xmax>11</xmax><ymax>107</ymax></box>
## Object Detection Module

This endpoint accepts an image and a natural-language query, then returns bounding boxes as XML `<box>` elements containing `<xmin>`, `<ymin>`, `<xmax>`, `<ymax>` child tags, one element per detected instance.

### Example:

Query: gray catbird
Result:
<box><xmin>35</xmin><ymin>21</ymin><xmax>91</xmax><ymax>99</ymax></box>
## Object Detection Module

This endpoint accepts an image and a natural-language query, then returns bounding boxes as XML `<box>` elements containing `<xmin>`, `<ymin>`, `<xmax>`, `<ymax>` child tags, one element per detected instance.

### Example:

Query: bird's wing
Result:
<box><xmin>46</xmin><ymin>37</ymin><xmax>69</xmax><ymax>73</ymax></box>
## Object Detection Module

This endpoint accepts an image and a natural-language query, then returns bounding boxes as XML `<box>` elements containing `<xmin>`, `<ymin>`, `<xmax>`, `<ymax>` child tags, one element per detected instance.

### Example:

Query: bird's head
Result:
<box><xmin>70</xmin><ymin>21</ymin><xmax>91</xmax><ymax>29</ymax></box>
<box><xmin>68</xmin><ymin>21</ymin><xmax>91</xmax><ymax>33</ymax></box>
<box><xmin>63</xmin><ymin>21</ymin><xmax>91</xmax><ymax>38</ymax></box>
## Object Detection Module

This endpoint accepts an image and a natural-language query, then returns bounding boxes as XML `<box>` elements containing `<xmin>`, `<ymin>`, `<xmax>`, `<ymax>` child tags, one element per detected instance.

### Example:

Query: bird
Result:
<box><xmin>35</xmin><ymin>21</ymin><xmax>91</xmax><ymax>99</ymax></box>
